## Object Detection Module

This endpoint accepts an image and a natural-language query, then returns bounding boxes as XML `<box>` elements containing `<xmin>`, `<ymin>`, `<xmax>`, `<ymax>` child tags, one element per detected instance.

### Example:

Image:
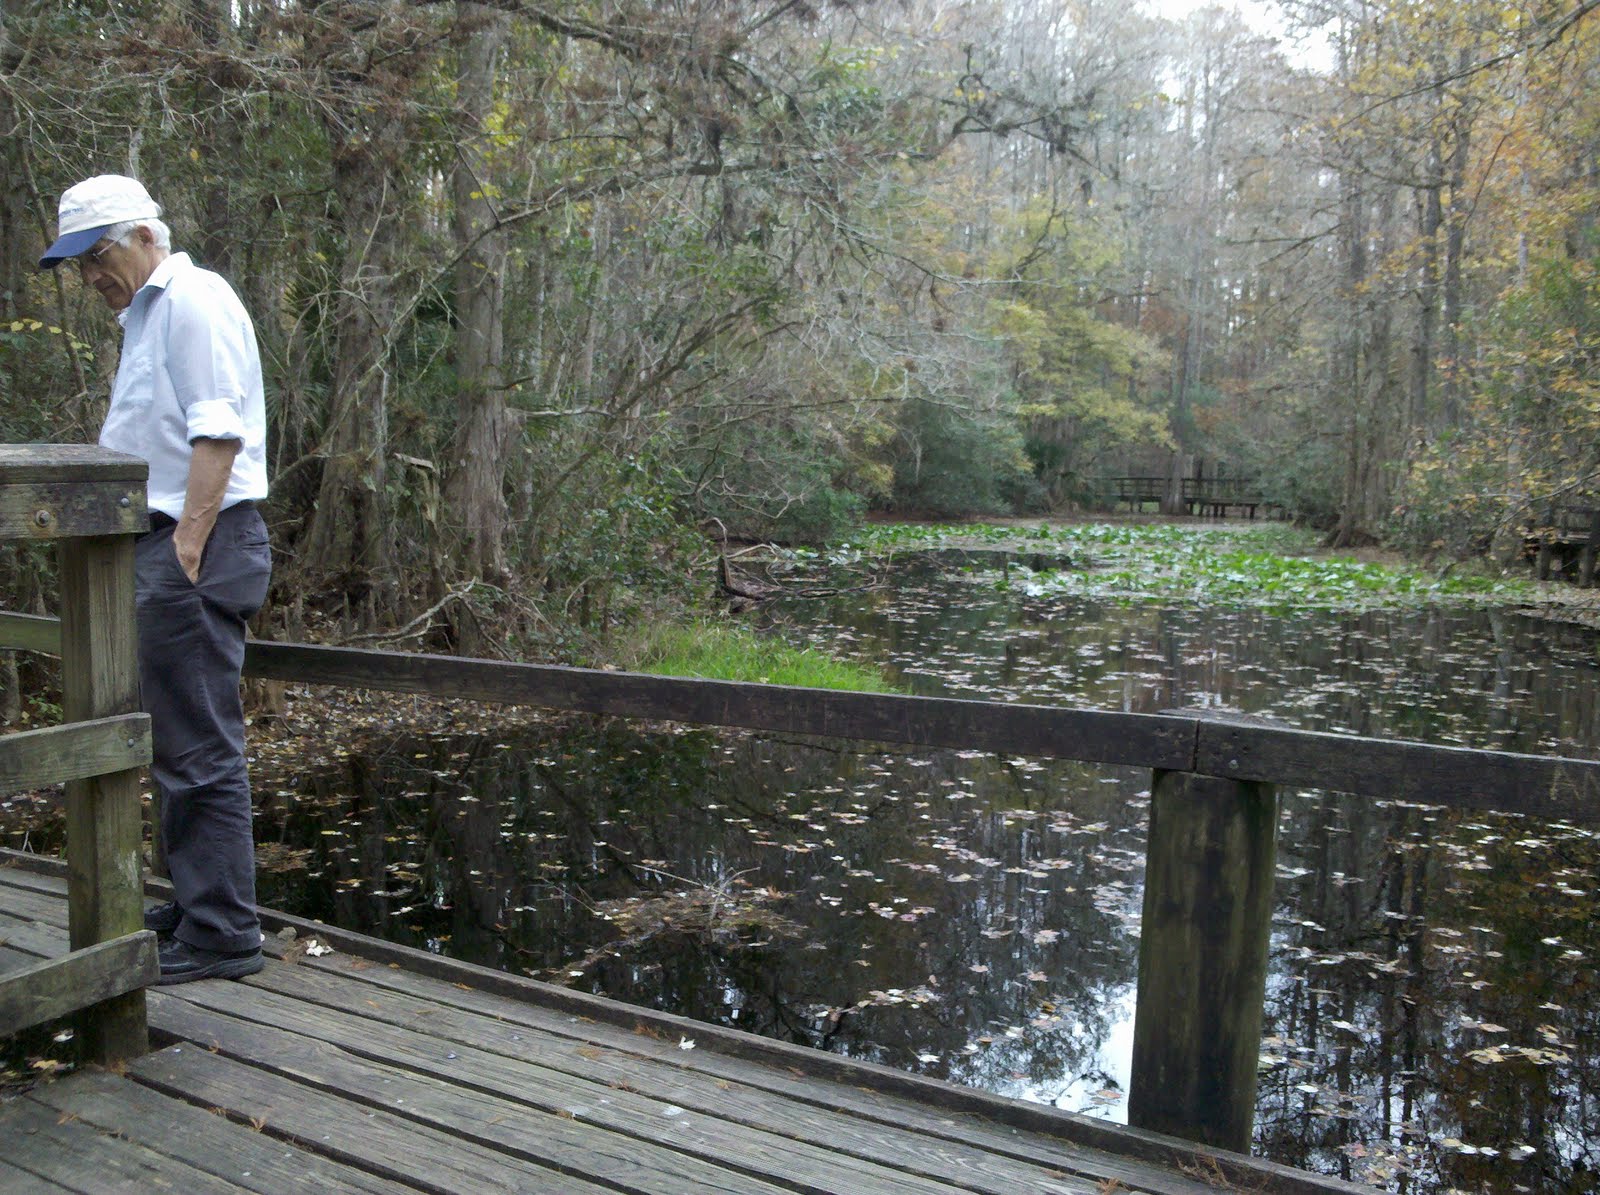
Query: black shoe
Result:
<box><xmin>153</xmin><ymin>938</ymin><xmax>264</xmax><ymax>985</ymax></box>
<box><xmin>144</xmin><ymin>901</ymin><xmax>182</xmax><ymax>936</ymax></box>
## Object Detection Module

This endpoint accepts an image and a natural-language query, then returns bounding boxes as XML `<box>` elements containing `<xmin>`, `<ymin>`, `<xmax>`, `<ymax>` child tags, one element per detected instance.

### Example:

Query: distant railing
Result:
<box><xmin>0</xmin><ymin>445</ymin><xmax>155</xmax><ymax>1064</ymax></box>
<box><xmin>1531</xmin><ymin>503</ymin><xmax>1600</xmax><ymax>587</ymax></box>
<box><xmin>1100</xmin><ymin>475</ymin><xmax>1268</xmax><ymax>518</ymax></box>
<box><xmin>5</xmin><ymin>532</ymin><xmax>1599</xmax><ymax>1150</ymax></box>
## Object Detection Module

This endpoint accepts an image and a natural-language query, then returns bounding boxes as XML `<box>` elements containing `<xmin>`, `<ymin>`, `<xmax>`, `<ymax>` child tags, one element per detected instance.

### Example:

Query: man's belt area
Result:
<box><xmin>140</xmin><ymin>500</ymin><xmax>255</xmax><ymax>539</ymax></box>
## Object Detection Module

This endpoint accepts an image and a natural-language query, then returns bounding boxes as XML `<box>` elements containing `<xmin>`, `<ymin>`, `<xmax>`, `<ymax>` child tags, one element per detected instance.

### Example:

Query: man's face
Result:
<box><xmin>77</xmin><ymin>226</ymin><xmax>163</xmax><ymax>312</ymax></box>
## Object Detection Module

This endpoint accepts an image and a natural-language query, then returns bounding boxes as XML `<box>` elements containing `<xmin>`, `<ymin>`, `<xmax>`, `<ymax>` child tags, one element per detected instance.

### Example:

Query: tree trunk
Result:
<box><xmin>298</xmin><ymin>121</ymin><xmax>403</xmax><ymax>616</ymax></box>
<box><xmin>186</xmin><ymin>0</ymin><xmax>243</xmax><ymax>278</ymax></box>
<box><xmin>441</xmin><ymin>2</ymin><xmax>513</xmax><ymax>584</ymax></box>
<box><xmin>1411</xmin><ymin>134</ymin><xmax>1441</xmax><ymax>439</ymax></box>
<box><xmin>0</xmin><ymin>8</ymin><xmax>27</xmax><ymax>328</ymax></box>
<box><xmin>1439</xmin><ymin>49</ymin><xmax>1474</xmax><ymax>430</ymax></box>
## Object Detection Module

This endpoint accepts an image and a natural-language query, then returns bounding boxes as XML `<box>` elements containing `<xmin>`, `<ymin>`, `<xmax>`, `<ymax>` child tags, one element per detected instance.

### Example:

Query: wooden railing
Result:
<box><xmin>5</xmin><ymin>509</ymin><xmax>1600</xmax><ymax>1148</ymax></box>
<box><xmin>0</xmin><ymin>445</ymin><xmax>155</xmax><ymax>1064</ymax></box>
<box><xmin>1532</xmin><ymin>502</ymin><xmax>1600</xmax><ymax>586</ymax></box>
<box><xmin>1101</xmin><ymin>475</ymin><xmax>1267</xmax><ymax>518</ymax></box>
<box><xmin>244</xmin><ymin>645</ymin><xmax>1599</xmax><ymax>1148</ymax></box>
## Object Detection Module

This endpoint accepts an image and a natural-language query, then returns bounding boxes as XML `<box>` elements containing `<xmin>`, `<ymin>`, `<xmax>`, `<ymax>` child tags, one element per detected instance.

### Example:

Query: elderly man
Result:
<box><xmin>40</xmin><ymin>175</ymin><xmax>271</xmax><ymax>984</ymax></box>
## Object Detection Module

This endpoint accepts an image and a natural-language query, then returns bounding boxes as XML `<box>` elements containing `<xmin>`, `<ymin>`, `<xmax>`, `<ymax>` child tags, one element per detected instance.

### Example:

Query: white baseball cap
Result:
<box><xmin>39</xmin><ymin>175</ymin><xmax>162</xmax><ymax>268</ymax></box>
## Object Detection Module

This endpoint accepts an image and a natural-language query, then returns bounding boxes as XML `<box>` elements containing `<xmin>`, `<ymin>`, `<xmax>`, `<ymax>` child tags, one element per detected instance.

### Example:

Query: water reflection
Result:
<box><xmin>252</xmin><ymin>720</ymin><xmax>1151</xmax><ymax>1114</ymax></box>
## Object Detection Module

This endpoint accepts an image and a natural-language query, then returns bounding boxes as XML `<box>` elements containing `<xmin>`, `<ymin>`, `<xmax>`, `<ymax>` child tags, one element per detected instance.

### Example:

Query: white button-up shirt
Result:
<box><xmin>99</xmin><ymin>252</ymin><xmax>269</xmax><ymax>519</ymax></box>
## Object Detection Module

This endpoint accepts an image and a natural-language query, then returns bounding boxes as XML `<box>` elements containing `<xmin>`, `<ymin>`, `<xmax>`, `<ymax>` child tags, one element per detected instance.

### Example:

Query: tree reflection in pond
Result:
<box><xmin>253</xmin><ymin>721</ymin><xmax>1151</xmax><ymax>1114</ymax></box>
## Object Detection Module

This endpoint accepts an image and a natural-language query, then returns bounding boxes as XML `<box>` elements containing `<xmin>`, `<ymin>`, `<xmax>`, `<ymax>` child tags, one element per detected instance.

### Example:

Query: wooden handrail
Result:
<box><xmin>0</xmin><ymin>714</ymin><xmax>151</xmax><ymax>796</ymax></box>
<box><xmin>0</xmin><ymin>444</ymin><xmax>151</xmax><ymax>1065</ymax></box>
<box><xmin>0</xmin><ymin>931</ymin><xmax>158</xmax><ymax>1037</ymax></box>
<box><xmin>2</xmin><ymin>625</ymin><xmax>1596</xmax><ymax>819</ymax></box>
<box><xmin>1097</xmin><ymin>475</ymin><xmax>1268</xmax><ymax>517</ymax></box>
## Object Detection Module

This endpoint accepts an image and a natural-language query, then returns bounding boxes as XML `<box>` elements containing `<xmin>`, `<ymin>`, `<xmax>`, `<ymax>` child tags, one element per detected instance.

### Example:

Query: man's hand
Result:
<box><xmin>177</xmin><ymin>437</ymin><xmax>241</xmax><ymax>583</ymax></box>
<box><xmin>173</xmin><ymin>523</ymin><xmax>208</xmax><ymax>583</ymax></box>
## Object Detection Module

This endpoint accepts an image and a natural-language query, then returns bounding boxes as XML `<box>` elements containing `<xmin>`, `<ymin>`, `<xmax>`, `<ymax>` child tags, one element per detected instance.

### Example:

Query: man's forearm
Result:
<box><xmin>174</xmin><ymin>437</ymin><xmax>239</xmax><ymax>582</ymax></box>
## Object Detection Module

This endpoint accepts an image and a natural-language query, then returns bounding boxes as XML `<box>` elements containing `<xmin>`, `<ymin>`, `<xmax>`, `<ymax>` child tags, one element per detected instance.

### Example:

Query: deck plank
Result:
<box><xmin>131</xmin><ymin>1039</ymin><xmax>786</xmax><ymax>1195</ymax></box>
<box><xmin>254</xmin><ymin>939</ymin><xmax>1215</xmax><ymax>1195</ymax></box>
<box><xmin>0</xmin><ymin>911</ymin><xmax>73</xmax><ymax>958</ymax></box>
<box><xmin>0</xmin><ymin>1092</ymin><xmax>255</xmax><ymax>1193</ymax></box>
<box><xmin>0</xmin><ymin>1156</ymin><xmax>73</xmax><ymax>1194</ymax></box>
<box><xmin>130</xmin><ymin>1043</ymin><xmax>624</xmax><ymax>1195</ymax></box>
<box><xmin>0</xmin><ymin>873</ymin><xmax>73</xmax><ymax>926</ymax></box>
<box><xmin>240</xmin><ymin>953</ymin><xmax>1157</xmax><ymax>1195</ymax></box>
<box><xmin>146</xmin><ymin>991</ymin><xmax>980</xmax><ymax>1195</ymax></box>
<box><xmin>24</xmin><ymin>1070</ymin><xmax>422</xmax><ymax>1195</ymax></box>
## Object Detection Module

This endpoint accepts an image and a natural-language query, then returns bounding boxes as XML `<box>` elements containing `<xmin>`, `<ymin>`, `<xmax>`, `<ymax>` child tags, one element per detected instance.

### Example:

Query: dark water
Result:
<box><xmin>6</xmin><ymin>559</ymin><xmax>1599</xmax><ymax>1191</ymax></box>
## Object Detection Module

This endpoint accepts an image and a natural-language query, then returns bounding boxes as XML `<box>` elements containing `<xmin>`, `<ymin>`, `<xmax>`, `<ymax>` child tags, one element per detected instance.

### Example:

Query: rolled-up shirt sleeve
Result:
<box><xmin>165</xmin><ymin>279</ymin><xmax>251</xmax><ymax>444</ymax></box>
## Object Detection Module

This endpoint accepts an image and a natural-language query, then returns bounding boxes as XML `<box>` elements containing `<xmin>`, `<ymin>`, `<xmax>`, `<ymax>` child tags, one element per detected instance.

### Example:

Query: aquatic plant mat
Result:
<box><xmin>813</xmin><ymin>521</ymin><xmax>1545</xmax><ymax>610</ymax></box>
<box><xmin>0</xmin><ymin>856</ymin><xmax>1360</xmax><ymax>1194</ymax></box>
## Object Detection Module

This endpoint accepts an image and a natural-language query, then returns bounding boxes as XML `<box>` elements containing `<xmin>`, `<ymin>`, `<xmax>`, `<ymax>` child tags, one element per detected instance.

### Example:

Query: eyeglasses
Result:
<box><xmin>75</xmin><ymin>241</ymin><xmax>115</xmax><ymax>273</ymax></box>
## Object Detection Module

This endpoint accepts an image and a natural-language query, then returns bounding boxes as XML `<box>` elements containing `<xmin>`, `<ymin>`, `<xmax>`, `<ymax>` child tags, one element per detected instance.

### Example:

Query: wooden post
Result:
<box><xmin>58</xmin><ymin>533</ymin><xmax>148</xmax><ymax>1063</ymax></box>
<box><xmin>1130</xmin><ymin>769</ymin><xmax>1278</xmax><ymax>1152</ymax></box>
<box><xmin>1579</xmin><ymin>509</ymin><xmax>1600</xmax><ymax>589</ymax></box>
<box><xmin>1536</xmin><ymin>502</ymin><xmax>1556</xmax><ymax>581</ymax></box>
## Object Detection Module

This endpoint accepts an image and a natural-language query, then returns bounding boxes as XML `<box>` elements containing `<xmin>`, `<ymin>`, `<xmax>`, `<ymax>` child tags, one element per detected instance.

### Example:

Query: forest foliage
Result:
<box><xmin>3</xmin><ymin>0</ymin><xmax>1599</xmax><ymax>656</ymax></box>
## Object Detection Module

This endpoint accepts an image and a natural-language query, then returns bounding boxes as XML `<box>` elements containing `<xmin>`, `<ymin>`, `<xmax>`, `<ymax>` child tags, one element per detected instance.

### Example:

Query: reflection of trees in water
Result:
<box><xmin>1259</xmin><ymin>792</ymin><xmax>1600</xmax><ymax>1191</ymax></box>
<box><xmin>254</xmin><ymin>717</ymin><xmax>1145</xmax><ymax>1092</ymax></box>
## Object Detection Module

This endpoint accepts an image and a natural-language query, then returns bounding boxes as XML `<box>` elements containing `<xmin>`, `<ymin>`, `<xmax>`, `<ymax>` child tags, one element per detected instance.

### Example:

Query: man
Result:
<box><xmin>40</xmin><ymin>174</ymin><xmax>271</xmax><ymax>984</ymax></box>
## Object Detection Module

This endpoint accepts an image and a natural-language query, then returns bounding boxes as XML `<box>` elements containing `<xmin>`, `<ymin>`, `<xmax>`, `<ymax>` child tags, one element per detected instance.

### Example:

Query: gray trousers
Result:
<box><xmin>135</xmin><ymin>502</ymin><xmax>272</xmax><ymax>953</ymax></box>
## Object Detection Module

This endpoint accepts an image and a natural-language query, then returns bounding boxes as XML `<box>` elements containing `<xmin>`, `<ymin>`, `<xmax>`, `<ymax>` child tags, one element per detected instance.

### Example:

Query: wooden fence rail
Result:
<box><xmin>9</xmin><ymin>625</ymin><xmax>1587</xmax><ymax>820</ymax></box>
<box><xmin>0</xmin><ymin>445</ymin><xmax>156</xmax><ymax>1063</ymax></box>
<box><xmin>228</xmin><ymin>644</ymin><xmax>1600</xmax><ymax>1149</ymax></box>
<box><xmin>233</xmin><ymin>640</ymin><xmax>1600</xmax><ymax>820</ymax></box>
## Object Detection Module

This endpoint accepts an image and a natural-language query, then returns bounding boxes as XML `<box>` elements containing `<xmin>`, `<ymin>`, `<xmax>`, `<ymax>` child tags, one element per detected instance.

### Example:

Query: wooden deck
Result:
<box><xmin>1531</xmin><ymin>503</ymin><xmax>1600</xmax><ymax>586</ymax></box>
<box><xmin>0</xmin><ymin>855</ymin><xmax>1368</xmax><ymax>1195</ymax></box>
<box><xmin>1099</xmin><ymin>476</ymin><xmax>1267</xmax><ymax>519</ymax></box>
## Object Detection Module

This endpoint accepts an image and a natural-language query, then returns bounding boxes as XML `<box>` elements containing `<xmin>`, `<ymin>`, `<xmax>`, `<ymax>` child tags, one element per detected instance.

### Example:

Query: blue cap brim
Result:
<box><xmin>38</xmin><ymin>225</ymin><xmax>111</xmax><ymax>269</ymax></box>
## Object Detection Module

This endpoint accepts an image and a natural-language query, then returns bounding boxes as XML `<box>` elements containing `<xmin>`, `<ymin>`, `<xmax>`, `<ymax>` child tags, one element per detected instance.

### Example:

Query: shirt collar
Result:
<box><xmin>142</xmin><ymin>251</ymin><xmax>190</xmax><ymax>293</ymax></box>
<box><xmin>117</xmin><ymin>252</ymin><xmax>191</xmax><ymax>328</ymax></box>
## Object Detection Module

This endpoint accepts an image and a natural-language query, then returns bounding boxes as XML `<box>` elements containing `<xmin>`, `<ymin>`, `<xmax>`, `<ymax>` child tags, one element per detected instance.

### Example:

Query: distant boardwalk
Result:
<box><xmin>0</xmin><ymin>855</ymin><xmax>1364</xmax><ymax>1194</ymax></box>
<box><xmin>1100</xmin><ymin>476</ymin><xmax>1268</xmax><ymax>519</ymax></box>
<box><xmin>1531</xmin><ymin>503</ymin><xmax>1600</xmax><ymax>587</ymax></box>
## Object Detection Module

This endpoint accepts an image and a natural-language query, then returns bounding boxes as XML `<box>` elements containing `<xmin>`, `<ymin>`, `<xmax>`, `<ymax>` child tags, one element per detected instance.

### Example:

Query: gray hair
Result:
<box><xmin>104</xmin><ymin>217</ymin><xmax>171</xmax><ymax>251</ymax></box>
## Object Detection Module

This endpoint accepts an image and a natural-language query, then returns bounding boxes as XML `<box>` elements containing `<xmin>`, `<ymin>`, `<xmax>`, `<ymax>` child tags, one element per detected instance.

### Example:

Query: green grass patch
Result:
<box><xmin>812</xmin><ymin>521</ymin><xmax>1536</xmax><ymax>610</ymax></box>
<box><xmin>626</xmin><ymin>622</ymin><xmax>901</xmax><ymax>692</ymax></box>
